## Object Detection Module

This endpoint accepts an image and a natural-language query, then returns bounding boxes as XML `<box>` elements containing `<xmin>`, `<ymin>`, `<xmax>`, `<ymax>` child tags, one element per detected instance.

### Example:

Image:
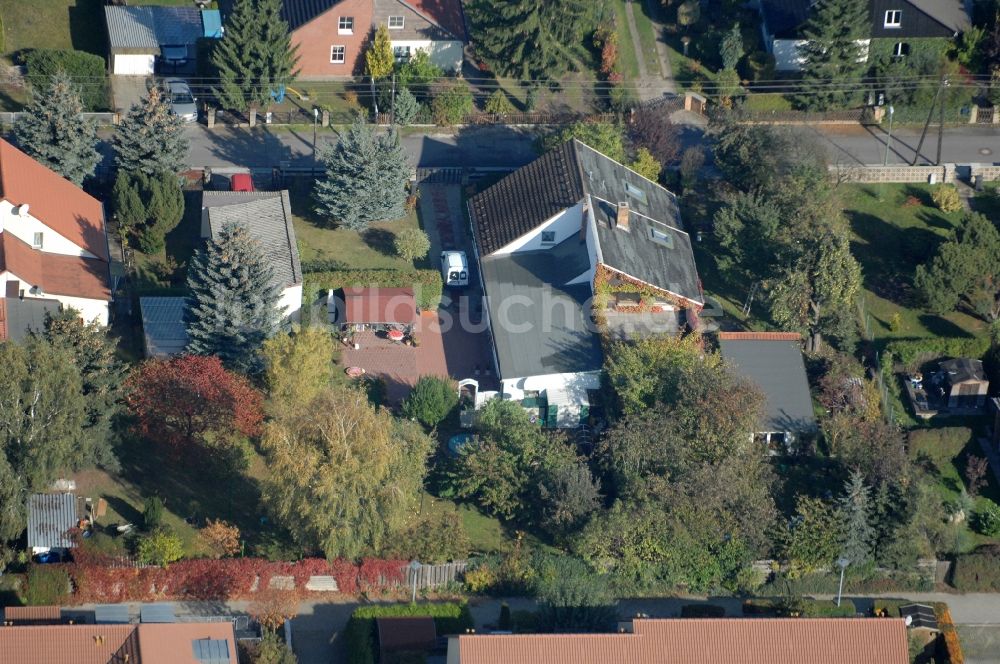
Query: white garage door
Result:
<box><xmin>113</xmin><ymin>54</ymin><xmax>155</xmax><ymax>76</ymax></box>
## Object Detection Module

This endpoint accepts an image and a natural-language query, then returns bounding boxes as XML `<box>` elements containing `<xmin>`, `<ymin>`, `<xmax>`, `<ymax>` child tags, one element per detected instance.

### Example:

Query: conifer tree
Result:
<box><xmin>393</xmin><ymin>87</ymin><xmax>420</xmax><ymax>125</ymax></box>
<box><xmin>796</xmin><ymin>0</ymin><xmax>870</xmax><ymax>110</ymax></box>
<box><xmin>13</xmin><ymin>70</ymin><xmax>99</xmax><ymax>185</ymax></box>
<box><xmin>838</xmin><ymin>471</ymin><xmax>875</xmax><ymax>566</ymax></box>
<box><xmin>212</xmin><ymin>0</ymin><xmax>299</xmax><ymax>112</ymax></box>
<box><xmin>186</xmin><ymin>222</ymin><xmax>282</xmax><ymax>372</ymax></box>
<box><xmin>314</xmin><ymin>121</ymin><xmax>409</xmax><ymax>230</ymax></box>
<box><xmin>113</xmin><ymin>84</ymin><xmax>188</xmax><ymax>176</ymax></box>
<box><xmin>113</xmin><ymin>171</ymin><xmax>147</xmax><ymax>238</ymax></box>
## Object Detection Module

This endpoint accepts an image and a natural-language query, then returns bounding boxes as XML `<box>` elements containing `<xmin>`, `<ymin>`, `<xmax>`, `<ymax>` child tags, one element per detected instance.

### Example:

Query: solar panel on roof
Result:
<box><xmin>193</xmin><ymin>638</ymin><xmax>231</xmax><ymax>664</ymax></box>
<box><xmin>95</xmin><ymin>604</ymin><xmax>130</xmax><ymax>624</ymax></box>
<box><xmin>140</xmin><ymin>603</ymin><xmax>176</xmax><ymax>623</ymax></box>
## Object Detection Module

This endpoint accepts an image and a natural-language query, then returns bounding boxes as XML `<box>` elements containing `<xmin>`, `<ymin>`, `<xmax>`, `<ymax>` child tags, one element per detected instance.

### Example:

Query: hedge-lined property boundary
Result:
<box><xmin>39</xmin><ymin>558</ymin><xmax>408</xmax><ymax>604</ymax></box>
<box><xmin>345</xmin><ymin>602</ymin><xmax>474</xmax><ymax>664</ymax></box>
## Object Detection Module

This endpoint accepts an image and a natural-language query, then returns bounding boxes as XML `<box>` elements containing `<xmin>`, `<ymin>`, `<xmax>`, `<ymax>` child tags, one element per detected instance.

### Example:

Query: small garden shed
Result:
<box><xmin>939</xmin><ymin>358</ymin><xmax>989</xmax><ymax>409</ymax></box>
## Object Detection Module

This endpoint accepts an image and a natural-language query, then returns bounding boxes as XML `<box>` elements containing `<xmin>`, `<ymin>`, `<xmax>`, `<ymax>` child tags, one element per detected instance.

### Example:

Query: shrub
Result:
<box><xmin>483</xmin><ymin>90</ymin><xmax>515</xmax><ymax>116</ymax></box>
<box><xmin>136</xmin><ymin>529</ymin><xmax>184</xmax><ymax>566</ymax></box>
<box><xmin>464</xmin><ymin>563</ymin><xmax>497</xmax><ymax>594</ymax></box>
<box><xmin>200</xmin><ymin>519</ymin><xmax>242</xmax><ymax>559</ymax></box>
<box><xmin>680</xmin><ymin>604</ymin><xmax>725</xmax><ymax>617</ymax></box>
<box><xmin>142</xmin><ymin>496</ymin><xmax>165</xmax><ymax>531</ymax></box>
<box><xmin>394</xmin><ymin>228</ymin><xmax>431</xmax><ymax>262</ymax></box>
<box><xmin>431</xmin><ymin>83</ymin><xmax>474</xmax><ymax>126</ymax></box>
<box><xmin>394</xmin><ymin>87</ymin><xmax>420</xmax><ymax>125</ymax></box>
<box><xmin>907</xmin><ymin>427</ymin><xmax>972</xmax><ymax>462</ymax></box>
<box><xmin>630</xmin><ymin>148</ymin><xmax>662</xmax><ymax>182</ymax></box>
<box><xmin>24</xmin><ymin>566</ymin><xmax>70</xmax><ymax>606</ymax></box>
<box><xmin>932</xmin><ymin>184</ymin><xmax>962</xmax><ymax>213</ymax></box>
<box><xmin>305</xmin><ymin>269</ymin><xmax>443</xmax><ymax>310</ymax></box>
<box><xmin>973</xmin><ymin>502</ymin><xmax>1000</xmax><ymax>536</ymax></box>
<box><xmin>952</xmin><ymin>546</ymin><xmax>1000</xmax><ymax>591</ymax></box>
<box><xmin>345</xmin><ymin>603</ymin><xmax>474</xmax><ymax>664</ymax></box>
<box><xmin>23</xmin><ymin>49</ymin><xmax>108</xmax><ymax>111</ymax></box>
<box><xmin>402</xmin><ymin>376</ymin><xmax>458</xmax><ymax>427</ymax></box>
<box><xmin>498</xmin><ymin>602</ymin><xmax>512</xmax><ymax>630</ymax></box>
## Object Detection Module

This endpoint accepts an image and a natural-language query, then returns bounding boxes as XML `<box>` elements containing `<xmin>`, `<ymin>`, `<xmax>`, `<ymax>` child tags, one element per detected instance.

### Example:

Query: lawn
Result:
<box><xmin>286</xmin><ymin>177</ymin><xmax>421</xmax><ymax>270</ymax></box>
<box><xmin>132</xmin><ymin>190</ymin><xmax>202</xmax><ymax>295</ymax></box>
<box><xmin>0</xmin><ymin>0</ymin><xmax>105</xmax><ymax>58</ymax></box>
<box><xmin>611</xmin><ymin>0</ymin><xmax>641</xmax><ymax>80</ymax></box>
<box><xmin>632</xmin><ymin>0</ymin><xmax>663</xmax><ymax>77</ymax></box>
<box><xmin>842</xmin><ymin>183</ymin><xmax>988</xmax><ymax>346</ymax></box>
<box><xmin>416</xmin><ymin>493</ymin><xmax>507</xmax><ymax>555</ymax></box>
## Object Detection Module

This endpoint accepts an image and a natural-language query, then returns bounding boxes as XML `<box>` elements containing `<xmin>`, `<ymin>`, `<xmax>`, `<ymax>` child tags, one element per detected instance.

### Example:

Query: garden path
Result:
<box><xmin>641</xmin><ymin>0</ymin><xmax>677</xmax><ymax>95</ymax></box>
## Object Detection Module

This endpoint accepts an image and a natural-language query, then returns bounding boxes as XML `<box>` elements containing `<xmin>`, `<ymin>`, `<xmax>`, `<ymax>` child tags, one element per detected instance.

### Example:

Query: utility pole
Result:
<box><xmin>836</xmin><ymin>558</ymin><xmax>850</xmax><ymax>607</ymax></box>
<box><xmin>369</xmin><ymin>75</ymin><xmax>379</xmax><ymax>123</ymax></box>
<box><xmin>390</xmin><ymin>73</ymin><xmax>397</xmax><ymax>126</ymax></box>
<box><xmin>911</xmin><ymin>77</ymin><xmax>947</xmax><ymax>166</ymax></box>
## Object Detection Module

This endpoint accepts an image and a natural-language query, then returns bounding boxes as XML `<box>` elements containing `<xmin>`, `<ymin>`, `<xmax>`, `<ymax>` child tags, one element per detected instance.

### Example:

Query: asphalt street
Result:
<box><xmin>175</xmin><ymin>122</ymin><xmax>1000</xmax><ymax>172</ymax></box>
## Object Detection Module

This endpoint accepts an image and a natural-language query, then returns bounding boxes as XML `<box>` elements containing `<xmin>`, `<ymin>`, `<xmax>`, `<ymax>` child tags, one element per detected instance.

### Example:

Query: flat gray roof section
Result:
<box><xmin>27</xmin><ymin>493</ymin><xmax>77</xmax><ymax>550</ymax></box>
<box><xmin>203</xmin><ymin>191</ymin><xmax>302</xmax><ymax>291</ymax></box>
<box><xmin>481</xmin><ymin>237</ymin><xmax>602</xmax><ymax>381</ymax></box>
<box><xmin>105</xmin><ymin>6</ymin><xmax>204</xmax><ymax>54</ymax></box>
<box><xmin>718</xmin><ymin>333</ymin><xmax>817</xmax><ymax>434</ymax></box>
<box><xmin>140</xmin><ymin>297</ymin><xmax>189</xmax><ymax>358</ymax></box>
<box><xmin>3</xmin><ymin>297</ymin><xmax>60</xmax><ymax>342</ymax></box>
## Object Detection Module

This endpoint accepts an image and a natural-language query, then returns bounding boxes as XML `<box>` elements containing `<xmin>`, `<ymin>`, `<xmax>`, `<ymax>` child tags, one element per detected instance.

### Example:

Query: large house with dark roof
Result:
<box><xmin>446</xmin><ymin>617</ymin><xmax>909</xmax><ymax>664</ymax></box>
<box><xmin>220</xmin><ymin>0</ymin><xmax>467</xmax><ymax>78</ymax></box>
<box><xmin>0</xmin><ymin>139</ymin><xmax>112</xmax><ymax>338</ymax></box>
<box><xmin>468</xmin><ymin>139</ymin><xmax>703</xmax><ymax>427</ymax></box>
<box><xmin>760</xmin><ymin>0</ymin><xmax>970</xmax><ymax>71</ymax></box>
<box><xmin>200</xmin><ymin>191</ymin><xmax>303</xmax><ymax>323</ymax></box>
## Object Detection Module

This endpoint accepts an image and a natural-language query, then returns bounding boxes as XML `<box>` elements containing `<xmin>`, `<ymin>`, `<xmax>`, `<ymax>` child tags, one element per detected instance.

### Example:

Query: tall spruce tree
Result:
<box><xmin>212</xmin><ymin>0</ymin><xmax>299</xmax><ymax>112</ymax></box>
<box><xmin>13</xmin><ymin>70</ymin><xmax>100</xmax><ymax>185</ymax></box>
<box><xmin>314</xmin><ymin>121</ymin><xmax>409</xmax><ymax>230</ymax></box>
<box><xmin>838</xmin><ymin>471</ymin><xmax>876</xmax><ymax>566</ymax></box>
<box><xmin>467</xmin><ymin>0</ymin><xmax>600</xmax><ymax>81</ymax></box>
<box><xmin>113</xmin><ymin>84</ymin><xmax>188</xmax><ymax>176</ymax></box>
<box><xmin>795</xmin><ymin>0</ymin><xmax>870</xmax><ymax>110</ymax></box>
<box><xmin>186</xmin><ymin>222</ymin><xmax>282</xmax><ymax>372</ymax></box>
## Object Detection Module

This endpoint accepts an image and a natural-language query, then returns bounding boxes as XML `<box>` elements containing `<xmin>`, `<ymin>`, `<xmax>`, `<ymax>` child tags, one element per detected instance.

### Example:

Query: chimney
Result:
<box><xmin>616</xmin><ymin>202</ymin><xmax>630</xmax><ymax>231</ymax></box>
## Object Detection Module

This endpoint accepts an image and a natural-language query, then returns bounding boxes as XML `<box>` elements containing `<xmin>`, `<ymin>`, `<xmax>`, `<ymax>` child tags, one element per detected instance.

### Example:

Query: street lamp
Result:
<box><xmin>312</xmin><ymin>107</ymin><xmax>319</xmax><ymax>173</ymax></box>
<box><xmin>883</xmin><ymin>105</ymin><xmax>895</xmax><ymax>166</ymax></box>
<box><xmin>836</xmin><ymin>558</ymin><xmax>850</xmax><ymax>607</ymax></box>
<box><xmin>409</xmin><ymin>560</ymin><xmax>422</xmax><ymax>604</ymax></box>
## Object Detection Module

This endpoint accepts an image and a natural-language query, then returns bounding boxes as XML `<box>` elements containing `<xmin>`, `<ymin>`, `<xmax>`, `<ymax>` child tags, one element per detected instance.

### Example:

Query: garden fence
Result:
<box><xmin>403</xmin><ymin>561</ymin><xmax>467</xmax><ymax>590</ymax></box>
<box><xmin>376</xmin><ymin>111</ymin><xmax>617</xmax><ymax>126</ymax></box>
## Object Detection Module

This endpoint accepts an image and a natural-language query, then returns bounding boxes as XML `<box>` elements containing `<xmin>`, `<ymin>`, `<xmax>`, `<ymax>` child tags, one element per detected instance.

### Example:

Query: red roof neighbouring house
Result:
<box><xmin>0</xmin><ymin>139</ymin><xmax>109</xmax><ymax>262</ymax></box>
<box><xmin>718</xmin><ymin>332</ymin><xmax>803</xmax><ymax>342</ymax></box>
<box><xmin>2</xmin><ymin>606</ymin><xmax>62</xmax><ymax>625</ymax></box>
<box><xmin>447</xmin><ymin>618</ymin><xmax>909</xmax><ymax>664</ymax></box>
<box><xmin>341</xmin><ymin>286</ymin><xmax>417</xmax><ymax>325</ymax></box>
<box><xmin>0</xmin><ymin>232</ymin><xmax>111</xmax><ymax>301</ymax></box>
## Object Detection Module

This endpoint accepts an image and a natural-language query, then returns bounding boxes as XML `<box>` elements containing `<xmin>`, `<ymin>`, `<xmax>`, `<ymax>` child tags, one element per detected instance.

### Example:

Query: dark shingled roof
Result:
<box><xmin>470</xmin><ymin>141</ymin><xmax>584</xmax><ymax>256</ymax></box>
<box><xmin>718</xmin><ymin>333</ymin><xmax>817</xmax><ymax>434</ymax></box>
<box><xmin>940</xmin><ymin>358</ymin><xmax>987</xmax><ymax>384</ymax></box>
<box><xmin>480</xmin><ymin>236</ymin><xmax>602</xmax><ymax>380</ymax></box>
<box><xmin>217</xmin><ymin>0</ymin><xmax>340</xmax><ymax>31</ymax></box>
<box><xmin>759</xmin><ymin>0</ymin><xmax>811</xmax><ymax>38</ymax></box>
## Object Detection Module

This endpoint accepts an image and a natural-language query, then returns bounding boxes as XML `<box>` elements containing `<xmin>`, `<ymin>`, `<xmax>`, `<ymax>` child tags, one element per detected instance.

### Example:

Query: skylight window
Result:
<box><xmin>624</xmin><ymin>181</ymin><xmax>647</xmax><ymax>204</ymax></box>
<box><xmin>649</xmin><ymin>227</ymin><xmax>674</xmax><ymax>249</ymax></box>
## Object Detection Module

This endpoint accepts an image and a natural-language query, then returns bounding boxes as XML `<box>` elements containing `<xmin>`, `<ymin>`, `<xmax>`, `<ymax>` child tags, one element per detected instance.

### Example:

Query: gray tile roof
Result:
<box><xmin>908</xmin><ymin>0</ymin><xmax>970</xmax><ymax>32</ymax></box>
<box><xmin>719</xmin><ymin>336</ymin><xmax>817</xmax><ymax>434</ymax></box>
<box><xmin>27</xmin><ymin>493</ymin><xmax>77</xmax><ymax>550</ymax></box>
<box><xmin>759</xmin><ymin>0</ymin><xmax>810</xmax><ymax>39</ymax></box>
<box><xmin>105</xmin><ymin>6</ymin><xmax>205</xmax><ymax>54</ymax></box>
<box><xmin>202</xmin><ymin>191</ymin><xmax>302</xmax><ymax>291</ymax></box>
<box><xmin>140</xmin><ymin>297</ymin><xmax>189</xmax><ymax>358</ymax></box>
<box><xmin>480</xmin><ymin>236</ymin><xmax>603</xmax><ymax>380</ymax></box>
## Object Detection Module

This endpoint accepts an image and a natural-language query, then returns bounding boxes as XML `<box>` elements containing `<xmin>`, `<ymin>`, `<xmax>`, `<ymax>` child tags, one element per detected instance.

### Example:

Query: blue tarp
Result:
<box><xmin>202</xmin><ymin>9</ymin><xmax>223</xmax><ymax>38</ymax></box>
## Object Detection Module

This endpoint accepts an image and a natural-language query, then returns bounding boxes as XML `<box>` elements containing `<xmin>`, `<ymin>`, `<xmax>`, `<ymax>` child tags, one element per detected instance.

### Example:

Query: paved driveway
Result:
<box><xmin>110</xmin><ymin>75</ymin><xmax>150</xmax><ymax>113</ymax></box>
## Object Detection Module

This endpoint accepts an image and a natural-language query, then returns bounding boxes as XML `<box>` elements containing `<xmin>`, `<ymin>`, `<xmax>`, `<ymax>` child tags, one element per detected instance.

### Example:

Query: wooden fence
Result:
<box><xmin>404</xmin><ymin>561</ymin><xmax>467</xmax><ymax>590</ymax></box>
<box><xmin>376</xmin><ymin>111</ymin><xmax>617</xmax><ymax>126</ymax></box>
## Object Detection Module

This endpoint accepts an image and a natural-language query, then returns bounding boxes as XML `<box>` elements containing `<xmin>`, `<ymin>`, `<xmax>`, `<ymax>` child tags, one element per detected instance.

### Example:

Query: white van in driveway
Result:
<box><xmin>441</xmin><ymin>251</ymin><xmax>469</xmax><ymax>287</ymax></box>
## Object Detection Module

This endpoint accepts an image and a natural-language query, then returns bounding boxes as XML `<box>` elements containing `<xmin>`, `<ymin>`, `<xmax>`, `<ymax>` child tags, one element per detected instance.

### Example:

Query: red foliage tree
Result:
<box><xmin>125</xmin><ymin>355</ymin><xmax>263</xmax><ymax>450</ymax></box>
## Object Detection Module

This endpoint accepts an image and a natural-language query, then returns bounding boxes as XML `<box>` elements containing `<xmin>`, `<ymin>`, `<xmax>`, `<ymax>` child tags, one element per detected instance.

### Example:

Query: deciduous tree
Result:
<box><xmin>393</xmin><ymin>228</ymin><xmax>431</xmax><ymax>261</ymax></box>
<box><xmin>628</xmin><ymin>107</ymin><xmax>680</xmax><ymax>166</ymax></box>
<box><xmin>124</xmin><ymin>355</ymin><xmax>264</xmax><ymax>451</ymax></box>
<box><xmin>401</xmin><ymin>376</ymin><xmax>458</xmax><ymax>427</ymax></box>
<box><xmin>14</xmin><ymin>70</ymin><xmax>99</xmax><ymax>185</ymax></box>
<box><xmin>113</xmin><ymin>84</ymin><xmax>188</xmax><ymax>176</ymax></box>
<box><xmin>365</xmin><ymin>24</ymin><xmax>394</xmax><ymax>79</ymax></box>
<box><xmin>262</xmin><ymin>327</ymin><xmax>336</xmax><ymax>419</ymax></box>
<box><xmin>261</xmin><ymin>386</ymin><xmax>432</xmax><ymax>558</ymax></box>
<box><xmin>200</xmin><ymin>519</ymin><xmax>242</xmax><ymax>558</ymax></box>
<box><xmin>630</xmin><ymin>148</ymin><xmax>661</xmax><ymax>182</ymax></box>
<box><xmin>781</xmin><ymin>496</ymin><xmax>844</xmax><ymax>574</ymax></box>
<box><xmin>543</xmin><ymin>122</ymin><xmax>626</xmax><ymax>162</ymax></box>
<box><xmin>137</xmin><ymin>528</ymin><xmax>184</xmax><ymax>566</ymax></box>
<box><xmin>186</xmin><ymin>222</ymin><xmax>283</xmax><ymax>371</ymax></box>
<box><xmin>314</xmin><ymin>121</ymin><xmax>409</xmax><ymax>231</ymax></box>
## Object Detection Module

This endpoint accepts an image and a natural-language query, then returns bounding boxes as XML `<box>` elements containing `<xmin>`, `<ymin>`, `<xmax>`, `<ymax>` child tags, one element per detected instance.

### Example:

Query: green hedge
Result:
<box><xmin>345</xmin><ymin>602</ymin><xmax>474</xmax><ymax>664</ymax></box>
<box><xmin>743</xmin><ymin>598</ymin><xmax>856</xmax><ymax>617</ymax></box>
<box><xmin>952</xmin><ymin>547</ymin><xmax>1000</xmax><ymax>592</ymax></box>
<box><xmin>883</xmin><ymin>337</ymin><xmax>991</xmax><ymax>372</ymax></box>
<box><xmin>23</xmin><ymin>49</ymin><xmax>109</xmax><ymax>111</ymax></box>
<box><xmin>24</xmin><ymin>566</ymin><xmax>69</xmax><ymax>606</ymax></box>
<box><xmin>800</xmin><ymin>599</ymin><xmax>856</xmax><ymax>617</ymax></box>
<box><xmin>304</xmin><ymin>269</ymin><xmax>443</xmax><ymax>311</ymax></box>
<box><xmin>907</xmin><ymin>427</ymin><xmax>972</xmax><ymax>462</ymax></box>
<box><xmin>680</xmin><ymin>604</ymin><xmax>726</xmax><ymax>617</ymax></box>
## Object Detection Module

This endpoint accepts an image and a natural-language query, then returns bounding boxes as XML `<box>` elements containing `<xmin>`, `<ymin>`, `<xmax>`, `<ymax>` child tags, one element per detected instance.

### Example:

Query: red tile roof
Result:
<box><xmin>450</xmin><ymin>618</ymin><xmax>909</xmax><ymax>664</ymax></box>
<box><xmin>0</xmin><ymin>139</ymin><xmax>108</xmax><ymax>261</ymax></box>
<box><xmin>404</xmin><ymin>0</ymin><xmax>467</xmax><ymax>40</ymax></box>
<box><xmin>3</xmin><ymin>606</ymin><xmax>61</xmax><ymax>625</ymax></box>
<box><xmin>717</xmin><ymin>331</ymin><xmax>802</xmax><ymax>341</ymax></box>
<box><xmin>0</xmin><ymin>232</ymin><xmax>110</xmax><ymax>301</ymax></box>
<box><xmin>342</xmin><ymin>286</ymin><xmax>417</xmax><ymax>325</ymax></box>
<box><xmin>0</xmin><ymin>620</ymin><xmax>237</xmax><ymax>664</ymax></box>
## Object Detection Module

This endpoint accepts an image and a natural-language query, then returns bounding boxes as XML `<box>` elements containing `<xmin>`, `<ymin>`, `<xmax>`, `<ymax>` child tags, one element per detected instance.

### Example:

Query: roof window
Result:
<box><xmin>649</xmin><ymin>226</ymin><xmax>674</xmax><ymax>249</ymax></box>
<box><xmin>624</xmin><ymin>181</ymin><xmax>647</xmax><ymax>204</ymax></box>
